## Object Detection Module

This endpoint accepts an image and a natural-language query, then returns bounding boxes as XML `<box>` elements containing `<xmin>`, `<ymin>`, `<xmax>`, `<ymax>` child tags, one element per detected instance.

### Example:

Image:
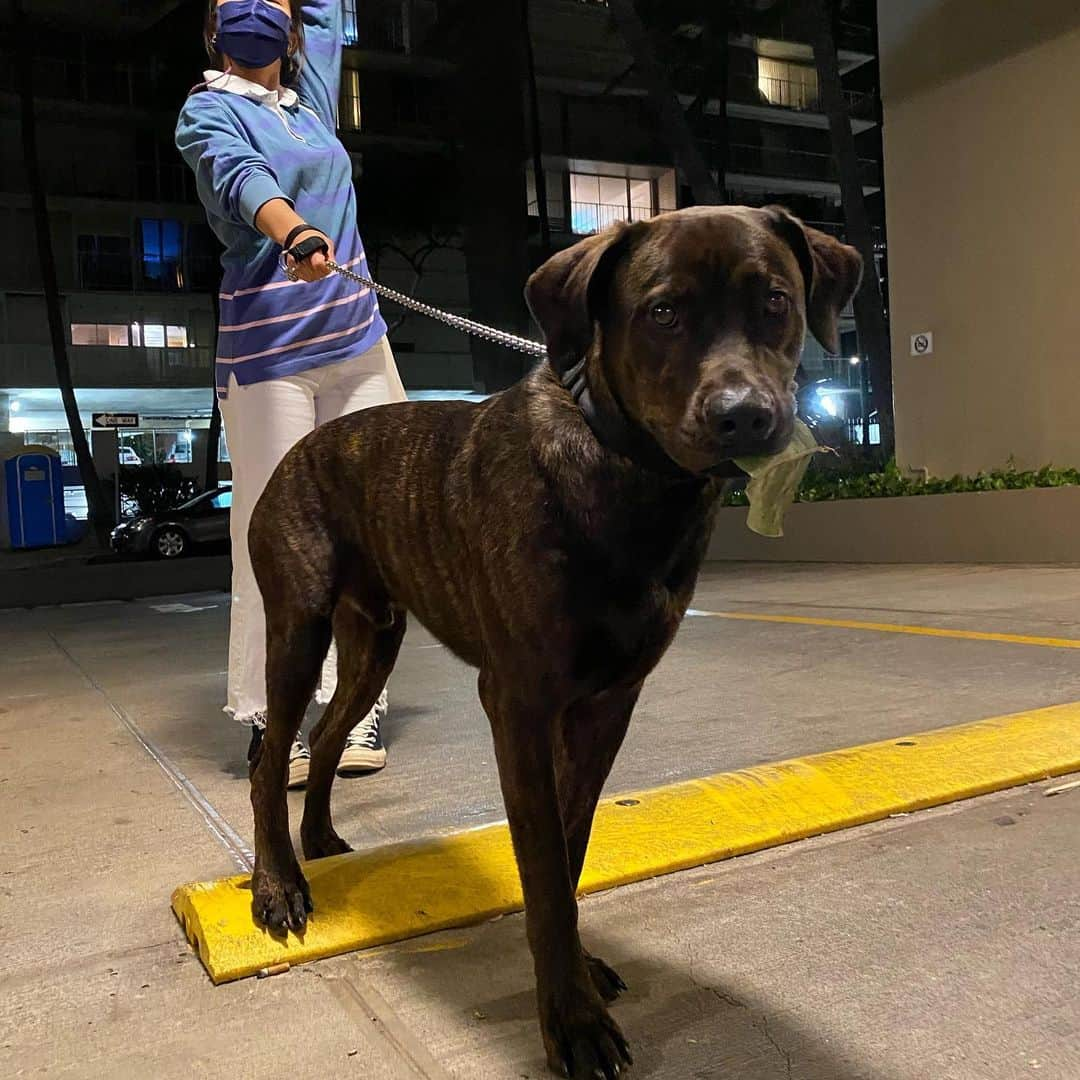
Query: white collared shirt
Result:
<box><xmin>202</xmin><ymin>69</ymin><xmax>299</xmax><ymax>109</ymax></box>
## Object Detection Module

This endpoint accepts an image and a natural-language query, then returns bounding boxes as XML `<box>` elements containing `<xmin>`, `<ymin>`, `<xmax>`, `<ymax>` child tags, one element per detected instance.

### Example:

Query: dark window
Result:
<box><xmin>77</xmin><ymin>235</ymin><xmax>134</xmax><ymax>290</ymax></box>
<box><xmin>139</xmin><ymin>218</ymin><xmax>184</xmax><ymax>290</ymax></box>
<box><xmin>186</xmin><ymin>223</ymin><xmax>220</xmax><ymax>291</ymax></box>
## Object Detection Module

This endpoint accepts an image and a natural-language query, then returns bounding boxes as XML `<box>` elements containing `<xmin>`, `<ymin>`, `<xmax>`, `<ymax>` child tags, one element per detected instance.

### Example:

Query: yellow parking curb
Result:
<box><xmin>173</xmin><ymin>702</ymin><xmax>1080</xmax><ymax>984</ymax></box>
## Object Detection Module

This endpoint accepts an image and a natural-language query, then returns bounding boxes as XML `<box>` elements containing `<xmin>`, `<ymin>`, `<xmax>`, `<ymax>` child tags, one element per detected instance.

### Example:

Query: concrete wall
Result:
<box><xmin>707</xmin><ymin>487</ymin><xmax>1080</xmax><ymax>564</ymax></box>
<box><xmin>878</xmin><ymin>0</ymin><xmax>1080</xmax><ymax>476</ymax></box>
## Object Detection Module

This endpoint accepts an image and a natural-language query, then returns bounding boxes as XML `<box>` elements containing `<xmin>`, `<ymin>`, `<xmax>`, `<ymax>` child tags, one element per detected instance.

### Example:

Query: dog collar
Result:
<box><xmin>559</xmin><ymin>357</ymin><xmax>702</xmax><ymax>481</ymax></box>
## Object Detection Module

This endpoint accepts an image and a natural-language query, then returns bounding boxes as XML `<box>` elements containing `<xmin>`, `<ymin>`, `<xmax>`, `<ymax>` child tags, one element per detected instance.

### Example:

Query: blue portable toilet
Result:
<box><xmin>4</xmin><ymin>452</ymin><xmax>66</xmax><ymax>549</ymax></box>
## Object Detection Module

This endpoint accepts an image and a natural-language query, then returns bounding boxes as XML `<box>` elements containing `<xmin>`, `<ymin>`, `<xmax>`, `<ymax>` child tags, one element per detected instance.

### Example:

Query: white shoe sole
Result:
<box><xmin>287</xmin><ymin>756</ymin><xmax>310</xmax><ymax>789</ymax></box>
<box><xmin>337</xmin><ymin>747</ymin><xmax>387</xmax><ymax>775</ymax></box>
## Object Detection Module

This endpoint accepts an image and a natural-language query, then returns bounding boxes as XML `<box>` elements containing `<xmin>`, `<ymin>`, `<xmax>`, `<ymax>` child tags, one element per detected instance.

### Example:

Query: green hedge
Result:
<box><xmin>721</xmin><ymin>459</ymin><xmax>1080</xmax><ymax>507</ymax></box>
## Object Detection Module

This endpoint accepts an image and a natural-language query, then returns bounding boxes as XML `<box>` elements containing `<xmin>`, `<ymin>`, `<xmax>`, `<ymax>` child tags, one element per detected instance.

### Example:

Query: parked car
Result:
<box><xmin>110</xmin><ymin>485</ymin><xmax>231</xmax><ymax>559</ymax></box>
<box><xmin>118</xmin><ymin>446</ymin><xmax>142</xmax><ymax>466</ymax></box>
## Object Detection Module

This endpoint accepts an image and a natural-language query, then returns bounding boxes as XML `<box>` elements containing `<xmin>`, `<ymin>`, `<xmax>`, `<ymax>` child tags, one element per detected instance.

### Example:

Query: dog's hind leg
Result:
<box><xmin>300</xmin><ymin>597</ymin><xmax>406</xmax><ymax>861</ymax></box>
<box><xmin>555</xmin><ymin>683</ymin><xmax>641</xmax><ymax>1003</ymax></box>
<box><xmin>249</xmin><ymin>610</ymin><xmax>332</xmax><ymax>932</ymax></box>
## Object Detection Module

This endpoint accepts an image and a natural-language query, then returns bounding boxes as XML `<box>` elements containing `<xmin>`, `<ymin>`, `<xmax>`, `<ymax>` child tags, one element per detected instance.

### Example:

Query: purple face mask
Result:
<box><xmin>215</xmin><ymin>0</ymin><xmax>291</xmax><ymax>69</ymax></box>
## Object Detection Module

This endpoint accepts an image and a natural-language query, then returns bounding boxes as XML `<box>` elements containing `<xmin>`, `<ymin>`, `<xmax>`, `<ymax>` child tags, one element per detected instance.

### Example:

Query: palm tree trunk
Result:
<box><xmin>522</xmin><ymin>0</ymin><xmax>551</xmax><ymax>256</ymax></box>
<box><xmin>13</xmin><ymin>0</ymin><xmax>111</xmax><ymax>542</ymax></box>
<box><xmin>452</xmin><ymin>0</ymin><xmax>532</xmax><ymax>391</ymax></box>
<box><xmin>608</xmin><ymin>0</ymin><xmax>723</xmax><ymax>206</ymax></box>
<box><xmin>686</xmin><ymin>12</ymin><xmax>730</xmax><ymax>198</ymax></box>
<box><xmin>805</xmin><ymin>0</ymin><xmax>894</xmax><ymax>453</ymax></box>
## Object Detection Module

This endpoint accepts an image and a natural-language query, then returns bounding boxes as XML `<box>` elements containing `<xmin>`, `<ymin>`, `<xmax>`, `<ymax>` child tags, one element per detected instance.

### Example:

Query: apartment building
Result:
<box><xmin>0</xmin><ymin>0</ymin><xmax>886</xmax><ymax>508</ymax></box>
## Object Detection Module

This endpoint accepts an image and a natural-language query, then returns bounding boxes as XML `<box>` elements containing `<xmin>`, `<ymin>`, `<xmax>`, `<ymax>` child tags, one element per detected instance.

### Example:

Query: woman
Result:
<box><xmin>176</xmin><ymin>0</ymin><xmax>403</xmax><ymax>786</ymax></box>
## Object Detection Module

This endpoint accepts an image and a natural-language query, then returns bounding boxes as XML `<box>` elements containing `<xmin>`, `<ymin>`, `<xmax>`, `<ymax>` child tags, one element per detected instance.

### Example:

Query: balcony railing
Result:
<box><xmin>343</xmin><ymin>0</ymin><xmax>440</xmax><ymax>55</ymax></box>
<box><xmin>739</xmin><ymin>12</ymin><xmax>875</xmax><ymax>55</ymax></box>
<box><xmin>726</xmin><ymin>142</ymin><xmax>882</xmax><ymax>188</ymax></box>
<box><xmin>0</xmin><ymin>57</ymin><xmax>169</xmax><ymax>109</ymax></box>
<box><xmin>730</xmin><ymin>73</ymin><xmax>877</xmax><ymax>120</ymax></box>
<box><xmin>569</xmin><ymin>202</ymin><xmax>653</xmax><ymax>234</ymax></box>
<box><xmin>0</xmin><ymin>344</ymin><xmax>213</xmax><ymax>389</ymax></box>
<box><xmin>74</xmin><ymin>252</ymin><xmax>219</xmax><ymax>293</ymax></box>
<box><xmin>0</xmin><ymin>159</ymin><xmax>198</xmax><ymax>205</ymax></box>
<box><xmin>801</xmin><ymin>220</ymin><xmax>886</xmax><ymax>249</ymax></box>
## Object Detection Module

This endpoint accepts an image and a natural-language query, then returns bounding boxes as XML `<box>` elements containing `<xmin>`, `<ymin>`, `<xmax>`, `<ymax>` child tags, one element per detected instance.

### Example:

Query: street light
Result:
<box><xmin>849</xmin><ymin>356</ymin><xmax>861</xmax><ymax>366</ymax></box>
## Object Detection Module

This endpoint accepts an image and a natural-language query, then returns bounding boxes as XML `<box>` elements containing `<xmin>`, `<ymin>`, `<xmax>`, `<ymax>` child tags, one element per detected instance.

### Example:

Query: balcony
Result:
<box><xmin>0</xmin><ymin>157</ymin><xmax>199</xmax><ymax>206</ymax></box>
<box><xmin>343</xmin><ymin>0</ymin><xmax>441</xmax><ymax>57</ymax></box>
<box><xmin>735</xmin><ymin>10</ymin><xmax>875</xmax><ymax>63</ymax></box>
<box><xmin>801</xmin><ymin>220</ymin><xmax>886</xmax><ymax>249</ymax></box>
<box><xmin>728</xmin><ymin>73</ymin><xmax>879</xmax><ymax>126</ymax></box>
<box><xmin>72</xmin><ymin>251</ymin><xmax>218</xmax><ymax>294</ymax></box>
<box><xmin>724</xmin><ymin>142</ymin><xmax>881</xmax><ymax>191</ymax></box>
<box><xmin>0</xmin><ymin>344</ymin><xmax>213</xmax><ymax>390</ymax></box>
<box><xmin>0</xmin><ymin>56</ymin><xmax>173</xmax><ymax>111</ymax></box>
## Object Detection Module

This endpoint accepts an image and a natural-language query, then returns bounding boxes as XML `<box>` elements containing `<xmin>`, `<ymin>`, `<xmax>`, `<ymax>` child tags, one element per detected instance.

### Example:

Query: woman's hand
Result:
<box><xmin>254</xmin><ymin>200</ymin><xmax>336</xmax><ymax>283</ymax></box>
<box><xmin>285</xmin><ymin>228</ymin><xmax>335</xmax><ymax>282</ymax></box>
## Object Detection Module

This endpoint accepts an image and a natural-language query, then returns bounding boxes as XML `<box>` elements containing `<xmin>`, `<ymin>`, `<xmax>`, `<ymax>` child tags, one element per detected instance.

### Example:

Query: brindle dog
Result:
<box><xmin>247</xmin><ymin>205</ymin><xmax>861</xmax><ymax>1078</ymax></box>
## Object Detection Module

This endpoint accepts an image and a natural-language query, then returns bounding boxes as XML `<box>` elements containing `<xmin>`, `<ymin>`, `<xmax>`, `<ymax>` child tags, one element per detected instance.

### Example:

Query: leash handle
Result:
<box><xmin>326</xmin><ymin>259</ymin><xmax>548</xmax><ymax>359</ymax></box>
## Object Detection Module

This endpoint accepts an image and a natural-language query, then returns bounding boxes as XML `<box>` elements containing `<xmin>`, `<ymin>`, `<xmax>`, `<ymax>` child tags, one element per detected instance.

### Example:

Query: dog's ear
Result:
<box><xmin>524</xmin><ymin>222</ymin><xmax>637</xmax><ymax>375</ymax></box>
<box><xmin>764</xmin><ymin>206</ymin><xmax>863</xmax><ymax>355</ymax></box>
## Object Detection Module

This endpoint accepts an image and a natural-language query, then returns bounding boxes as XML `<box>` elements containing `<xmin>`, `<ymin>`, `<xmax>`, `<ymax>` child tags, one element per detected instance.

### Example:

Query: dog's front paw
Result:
<box><xmin>541</xmin><ymin>980</ymin><xmax>632</xmax><ymax>1079</ymax></box>
<box><xmin>585</xmin><ymin>951</ymin><xmax>628</xmax><ymax>1003</ymax></box>
<box><xmin>251</xmin><ymin>861</ymin><xmax>312</xmax><ymax>933</ymax></box>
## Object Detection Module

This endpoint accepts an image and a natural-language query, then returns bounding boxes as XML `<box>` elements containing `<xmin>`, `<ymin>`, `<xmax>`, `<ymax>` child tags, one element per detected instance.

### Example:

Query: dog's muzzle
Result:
<box><xmin>705</xmin><ymin>388</ymin><xmax>784</xmax><ymax>458</ymax></box>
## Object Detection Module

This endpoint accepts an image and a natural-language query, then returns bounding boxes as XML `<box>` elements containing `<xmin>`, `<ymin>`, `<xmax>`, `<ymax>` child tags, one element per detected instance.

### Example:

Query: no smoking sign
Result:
<box><xmin>910</xmin><ymin>331</ymin><xmax>934</xmax><ymax>356</ymax></box>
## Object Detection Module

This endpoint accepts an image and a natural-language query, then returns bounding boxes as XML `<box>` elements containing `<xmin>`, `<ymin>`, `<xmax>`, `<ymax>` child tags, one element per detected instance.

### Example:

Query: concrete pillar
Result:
<box><xmin>91</xmin><ymin>427</ymin><xmax>120</xmax><ymax>526</ymax></box>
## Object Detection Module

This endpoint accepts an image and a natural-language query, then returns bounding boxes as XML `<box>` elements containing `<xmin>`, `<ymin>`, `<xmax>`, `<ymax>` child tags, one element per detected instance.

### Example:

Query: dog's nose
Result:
<box><xmin>707</xmin><ymin>390</ymin><xmax>777</xmax><ymax>451</ymax></box>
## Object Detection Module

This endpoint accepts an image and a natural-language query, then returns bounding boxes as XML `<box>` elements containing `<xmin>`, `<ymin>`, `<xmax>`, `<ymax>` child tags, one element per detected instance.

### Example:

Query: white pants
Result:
<box><xmin>219</xmin><ymin>336</ymin><xmax>407</xmax><ymax>724</ymax></box>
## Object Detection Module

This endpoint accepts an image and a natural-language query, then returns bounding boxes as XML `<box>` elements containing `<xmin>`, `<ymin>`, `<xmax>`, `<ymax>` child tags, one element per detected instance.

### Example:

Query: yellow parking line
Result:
<box><xmin>687</xmin><ymin>609</ymin><xmax>1080</xmax><ymax>649</ymax></box>
<box><xmin>173</xmin><ymin>702</ymin><xmax>1080</xmax><ymax>984</ymax></box>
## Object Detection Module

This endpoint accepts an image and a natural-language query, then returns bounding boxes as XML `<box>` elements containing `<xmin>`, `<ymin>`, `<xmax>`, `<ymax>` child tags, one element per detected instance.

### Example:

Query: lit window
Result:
<box><xmin>757</xmin><ymin>58</ymin><xmax>819</xmax><ymax>110</ymax></box>
<box><xmin>343</xmin><ymin>0</ymin><xmax>358</xmax><ymax>44</ymax></box>
<box><xmin>70</xmin><ymin>323</ymin><xmax>130</xmax><ymax>346</ymax></box>
<box><xmin>143</xmin><ymin>324</ymin><xmax>166</xmax><ymax>348</ymax></box>
<box><xmin>569</xmin><ymin>173</ymin><xmax>656</xmax><ymax>234</ymax></box>
<box><xmin>166</xmin><ymin>326</ymin><xmax>188</xmax><ymax>348</ymax></box>
<box><xmin>140</xmin><ymin>218</ymin><xmax>184</xmax><ymax>289</ymax></box>
<box><xmin>340</xmin><ymin>69</ymin><xmax>362</xmax><ymax>131</ymax></box>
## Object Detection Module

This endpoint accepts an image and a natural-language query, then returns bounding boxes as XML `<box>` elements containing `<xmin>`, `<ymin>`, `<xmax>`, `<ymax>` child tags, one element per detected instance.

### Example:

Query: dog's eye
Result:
<box><xmin>765</xmin><ymin>291</ymin><xmax>789</xmax><ymax>316</ymax></box>
<box><xmin>650</xmin><ymin>302</ymin><xmax>677</xmax><ymax>328</ymax></box>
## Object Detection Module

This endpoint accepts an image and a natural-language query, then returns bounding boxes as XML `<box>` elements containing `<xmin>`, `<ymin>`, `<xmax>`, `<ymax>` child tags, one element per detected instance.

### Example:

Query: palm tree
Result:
<box><xmin>522</xmin><ymin>0</ymin><xmax>552</xmax><ymax>257</ymax></box>
<box><xmin>608</xmin><ymin>0</ymin><xmax>724</xmax><ymax>205</ymax></box>
<box><xmin>805</xmin><ymin>0</ymin><xmax>894</xmax><ymax>451</ymax></box>
<box><xmin>13</xmin><ymin>0</ymin><xmax>111</xmax><ymax>543</ymax></box>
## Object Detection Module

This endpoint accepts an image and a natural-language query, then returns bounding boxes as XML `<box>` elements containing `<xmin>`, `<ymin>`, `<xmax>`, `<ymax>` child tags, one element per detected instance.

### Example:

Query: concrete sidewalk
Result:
<box><xmin>2</xmin><ymin>564</ymin><xmax>1079</xmax><ymax>1077</ymax></box>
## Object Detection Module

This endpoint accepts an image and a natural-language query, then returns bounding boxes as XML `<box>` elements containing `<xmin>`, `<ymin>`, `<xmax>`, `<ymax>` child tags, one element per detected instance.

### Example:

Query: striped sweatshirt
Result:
<box><xmin>175</xmin><ymin>0</ymin><xmax>385</xmax><ymax>398</ymax></box>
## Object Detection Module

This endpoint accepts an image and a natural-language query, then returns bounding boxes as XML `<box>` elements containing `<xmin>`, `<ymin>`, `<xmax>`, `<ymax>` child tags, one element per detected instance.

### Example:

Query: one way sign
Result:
<box><xmin>92</xmin><ymin>412</ymin><xmax>139</xmax><ymax>428</ymax></box>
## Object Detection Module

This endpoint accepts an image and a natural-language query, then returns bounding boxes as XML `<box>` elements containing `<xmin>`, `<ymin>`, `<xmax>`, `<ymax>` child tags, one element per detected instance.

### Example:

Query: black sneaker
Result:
<box><xmin>246</xmin><ymin>717</ymin><xmax>308</xmax><ymax>789</ymax></box>
<box><xmin>287</xmin><ymin>738</ymin><xmax>310</xmax><ymax>789</ymax></box>
<box><xmin>337</xmin><ymin>690</ymin><xmax>388</xmax><ymax>775</ymax></box>
<box><xmin>246</xmin><ymin>714</ymin><xmax>265</xmax><ymax>765</ymax></box>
